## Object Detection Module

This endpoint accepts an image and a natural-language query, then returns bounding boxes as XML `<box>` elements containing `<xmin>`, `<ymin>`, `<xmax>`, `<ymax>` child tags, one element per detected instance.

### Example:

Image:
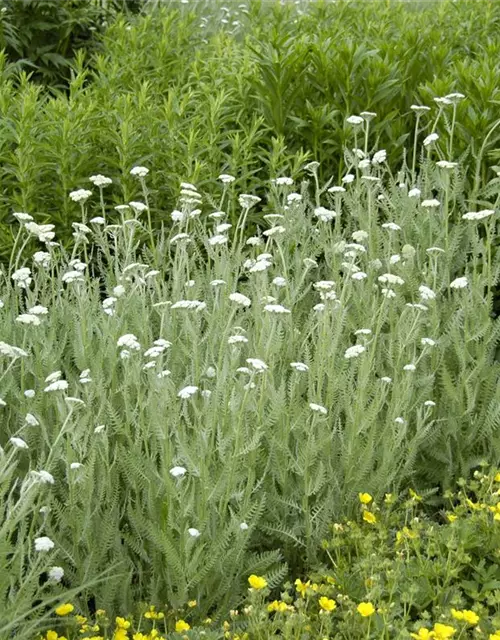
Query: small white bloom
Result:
<box><xmin>178</xmin><ymin>385</ymin><xmax>199</xmax><ymax>399</ymax></box>
<box><xmin>462</xmin><ymin>209</ymin><xmax>495</xmax><ymax>221</ymax></box>
<box><xmin>275</xmin><ymin>176</ymin><xmax>294</xmax><ymax>186</ymax></box>
<box><xmin>272</xmin><ymin>276</ymin><xmax>286</xmax><ymax>287</ymax></box>
<box><xmin>10</xmin><ymin>437</ymin><xmax>28</xmax><ymax>449</ymax></box>
<box><xmin>128</xmin><ymin>201</ymin><xmax>148</xmax><ymax>213</ymax></box>
<box><xmin>48</xmin><ymin>566</ymin><xmax>64</xmax><ymax>582</ymax></box>
<box><xmin>24</xmin><ymin>389</ymin><xmax>35</xmax><ymax>398</ymax></box>
<box><xmin>352</xmin><ymin>230</ymin><xmax>369</xmax><ymax>242</ymax></box>
<box><xmin>32</xmin><ymin>470</ymin><xmax>55</xmax><ymax>484</ymax></box>
<box><xmin>188</xmin><ymin>527</ymin><xmax>201</xmax><ymax>538</ymax></box>
<box><xmin>246</xmin><ymin>358</ymin><xmax>268</xmax><ymax>371</ymax></box>
<box><xmin>342</xmin><ymin>173</ymin><xmax>355</xmax><ymax>184</ymax></box>
<box><xmin>450</xmin><ymin>277</ymin><xmax>468</xmax><ymax>289</ymax></box>
<box><xmin>411</xmin><ymin>105</ymin><xmax>431</xmax><ymax>113</ymax></box>
<box><xmin>171</xmin><ymin>300</ymin><xmax>206</xmax><ymax>311</ymax></box>
<box><xmin>313</xmin><ymin>303</ymin><xmax>326</xmax><ymax>312</ymax></box>
<box><xmin>228</xmin><ymin>335</ymin><xmax>248</xmax><ymax>345</ymax></box>
<box><xmin>309</xmin><ymin>403</ymin><xmax>328</xmax><ymax>415</ymax></box>
<box><xmin>12</xmin><ymin>267</ymin><xmax>32</xmax><ymax>289</ymax></box>
<box><xmin>69</xmin><ymin>189</ymin><xmax>92</xmax><ymax>202</ymax></box>
<box><xmin>229</xmin><ymin>292</ymin><xmax>251</xmax><ymax>307</ymax></box>
<box><xmin>44</xmin><ymin>380</ymin><xmax>69</xmax><ymax>393</ymax></box>
<box><xmin>287</xmin><ymin>192</ymin><xmax>303</xmax><ymax>203</ymax></box>
<box><xmin>291</xmin><ymin>362</ymin><xmax>309</xmax><ymax>372</ymax></box>
<box><xmin>61</xmin><ymin>271</ymin><xmax>84</xmax><ymax>284</ymax></box>
<box><xmin>354</xmin><ymin>329</ymin><xmax>372</xmax><ymax>336</ymax></box>
<box><xmin>130</xmin><ymin>166</ymin><xmax>149</xmax><ymax>178</ymax></box>
<box><xmin>239</xmin><ymin>522</ymin><xmax>249</xmax><ymax>531</ymax></box>
<box><xmin>263</xmin><ymin>225</ymin><xmax>286</xmax><ymax>237</ymax></box>
<box><xmin>264</xmin><ymin>304</ymin><xmax>291</xmax><ymax>314</ymax></box>
<box><xmin>381</xmin><ymin>222</ymin><xmax>401</xmax><ymax>231</ymax></box>
<box><xmin>210</xmin><ymin>279</ymin><xmax>226</xmax><ymax>287</ymax></box>
<box><xmin>380</xmin><ymin>376</ymin><xmax>392</xmax><ymax>383</ymax></box>
<box><xmin>389</xmin><ymin>254</ymin><xmax>401</xmax><ymax>265</ymax></box>
<box><xmin>246</xmin><ymin>236</ymin><xmax>263</xmax><ymax>246</ymax></box>
<box><xmin>408</xmin><ymin>188</ymin><xmax>421</xmax><ymax>198</ymax></box>
<box><xmin>117</xmin><ymin>334</ymin><xmax>141</xmax><ymax>350</ymax></box>
<box><xmin>208</xmin><ymin>234</ymin><xmax>228</xmax><ymax>246</ymax></box>
<box><xmin>34</xmin><ymin>536</ymin><xmax>54</xmax><ymax>552</ymax></box>
<box><xmin>423</xmin><ymin>133</ymin><xmax>439</xmax><ymax>146</ymax></box>
<box><xmin>346</xmin><ymin>115</ymin><xmax>364</xmax><ymax>126</ymax></box>
<box><xmin>314</xmin><ymin>206</ymin><xmax>336</xmax><ymax>222</ymax></box>
<box><xmin>94</xmin><ymin>425</ymin><xmax>106</xmax><ymax>434</ymax></box>
<box><xmin>421</xmin><ymin>199</ymin><xmax>441</xmax><ymax>208</ymax></box>
<box><xmin>344</xmin><ymin>345</ymin><xmax>366</xmax><ymax>359</ymax></box>
<box><xmin>421</xmin><ymin>337</ymin><xmax>436</xmax><ymax>346</ymax></box>
<box><xmin>25</xmin><ymin>413</ymin><xmax>39</xmax><ymax>426</ymax></box>
<box><xmin>403</xmin><ymin>364</ymin><xmax>416</xmax><ymax>371</ymax></box>
<box><xmin>394</xmin><ymin>417</ymin><xmax>406</xmax><ymax>425</ymax></box>
<box><xmin>218</xmin><ymin>173</ymin><xmax>236</xmax><ymax>183</ymax></box>
<box><xmin>170</xmin><ymin>466</ymin><xmax>187</xmax><ymax>478</ymax></box>
<box><xmin>314</xmin><ymin>281</ymin><xmax>335</xmax><ymax>291</ymax></box>
<box><xmin>372</xmin><ymin>149</ymin><xmax>387</xmax><ymax>165</ymax></box>
<box><xmin>419</xmin><ymin>285</ymin><xmax>436</xmax><ymax>301</ymax></box>
<box><xmin>13</xmin><ymin>212</ymin><xmax>34</xmax><ymax>222</ymax></box>
<box><xmin>89</xmin><ymin>174</ymin><xmax>112</xmax><ymax>187</ymax></box>
<box><xmin>70</xmin><ymin>462</ymin><xmax>83</xmax><ymax>470</ymax></box>
<box><xmin>0</xmin><ymin>341</ymin><xmax>28</xmax><ymax>358</ymax></box>
<box><xmin>436</xmin><ymin>160</ymin><xmax>457</xmax><ymax>170</ymax></box>
<box><xmin>351</xmin><ymin>271</ymin><xmax>367</xmax><ymax>281</ymax></box>
<box><xmin>378</xmin><ymin>273</ymin><xmax>405</xmax><ymax>286</ymax></box>
<box><xmin>407</xmin><ymin>303</ymin><xmax>428</xmax><ymax>311</ymax></box>
<box><xmin>16</xmin><ymin>313</ymin><xmax>41</xmax><ymax>326</ymax></box>
<box><xmin>424</xmin><ymin>400</ymin><xmax>436</xmax><ymax>407</ymax></box>
<box><xmin>381</xmin><ymin>288</ymin><xmax>396</xmax><ymax>298</ymax></box>
<box><xmin>238</xmin><ymin>194</ymin><xmax>261</xmax><ymax>209</ymax></box>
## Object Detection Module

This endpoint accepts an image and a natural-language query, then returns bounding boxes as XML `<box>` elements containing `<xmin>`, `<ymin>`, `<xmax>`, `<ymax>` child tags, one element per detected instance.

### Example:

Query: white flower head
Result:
<box><xmin>419</xmin><ymin>285</ymin><xmax>436</xmax><ymax>301</ymax></box>
<box><xmin>436</xmin><ymin>160</ymin><xmax>457</xmax><ymax>170</ymax></box>
<box><xmin>33</xmin><ymin>470</ymin><xmax>55</xmax><ymax>484</ymax></box>
<box><xmin>239</xmin><ymin>522</ymin><xmax>249</xmax><ymax>531</ymax></box>
<box><xmin>423</xmin><ymin>133</ymin><xmax>439</xmax><ymax>146</ymax></box>
<box><xmin>238</xmin><ymin>194</ymin><xmax>261</xmax><ymax>209</ymax></box>
<box><xmin>462</xmin><ymin>209</ymin><xmax>495</xmax><ymax>221</ymax></box>
<box><xmin>246</xmin><ymin>358</ymin><xmax>268</xmax><ymax>372</ymax></box>
<box><xmin>408</xmin><ymin>188</ymin><xmax>421</xmax><ymax>198</ymax></box>
<box><xmin>411</xmin><ymin>105</ymin><xmax>431</xmax><ymax>113</ymax></box>
<box><xmin>381</xmin><ymin>222</ymin><xmax>401</xmax><ymax>231</ymax></box>
<box><xmin>421</xmin><ymin>199</ymin><xmax>441</xmax><ymax>208</ymax></box>
<box><xmin>10</xmin><ymin>437</ymin><xmax>28</xmax><ymax>449</ymax></box>
<box><xmin>372</xmin><ymin>149</ymin><xmax>387</xmax><ymax>165</ymax></box>
<box><xmin>344</xmin><ymin>345</ymin><xmax>366</xmax><ymax>359</ymax></box>
<box><xmin>130</xmin><ymin>166</ymin><xmax>149</xmax><ymax>178</ymax></box>
<box><xmin>44</xmin><ymin>380</ymin><xmax>69</xmax><ymax>393</ymax></box>
<box><xmin>342</xmin><ymin>173</ymin><xmax>355</xmax><ymax>184</ymax></box>
<box><xmin>309</xmin><ymin>403</ymin><xmax>328</xmax><ymax>415</ymax></box>
<box><xmin>48</xmin><ymin>566</ymin><xmax>64</xmax><ymax>582</ymax></box>
<box><xmin>69</xmin><ymin>189</ymin><xmax>92</xmax><ymax>203</ymax></box>
<box><xmin>403</xmin><ymin>363</ymin><xmax>417</xmax><ymax>372</ymax></box>
<box><xmin>314</xmin><ymin>206</ymin><xmax>336</xmax><ymax>222</ymax></box>
<box><xmin>188</xmin><ymin>527</ymin><xmax>201</xmax><ymax>538</ymax></box>
<box><xmin>25</xmin><ymin>413</ymin><xmax>39</xmax><ymax>426</ymax></box>
<box><xmin>34</xmin><ymin>536</ymin><xmax>54</xmax><ymax>552</ymax></box>
<box><xmin>378</xmin><ymin>273</ymin><xmax>405</xmax><ymax>286</ymax></box>
<box><xmin>89</xmin><ymin>174</ymin><xmax>112</xmax><ymax>187</ymax></box>
<box><xmin>450</xmin><ymin>277</ymin><xmax>468</xmax><ymax>289</ymax></box>
<box><xmin>328</xmin><ymin>186</ymin><xmax>346</xmax><ymax>194</ymax></box>
<box><xmin>229</xmin><ymin>292</ymin><xmax>251</xmax><ymax>307</ymax></box>
<box><xmin>346</xmin><ymin>115</ymin><xmax>364</xmax><ymax>126</ymax></box>
<box><xmin>129</xmin><ymin>201</ymin><xmax>148</xmax><ymax>213</ymax></box>
<box><xmin>291</xmin><ymin>362</ymin><xmax>309</xmax><ymax>372</ymax></box>
<box><xmin>421</xmin><ymin>337</ymin><xmax>436</xmax><ymax>346</ymax></box>
<box><xmin>264</xmin><ymin>304</ymin><xmax>291</xmax><ymax>314</ymax></box>
<box><xmin>218</xmin><ymin>173</ymin><xmax>236</xmax><ymax>184</ymax></box>
<box><xmin>178</xmin><ymin>385</ymin><xmax>199</xmax><ymax>399</ymax></box>
<box><xmin>170</xmin><ymin>466</ymin><xmax>187</xmax><ymax>478</ymax></box>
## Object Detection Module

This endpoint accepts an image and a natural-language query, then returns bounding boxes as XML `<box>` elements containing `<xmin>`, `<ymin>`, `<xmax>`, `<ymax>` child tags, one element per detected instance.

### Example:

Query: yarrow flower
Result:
<box><xmin>462</xmin><ymin>209</ymin><xmax>495</xmax><ymax>221</ymax></box>
<box><xmin>178</xmin><ymin>386</ymin><xmax>198</xmax><ymax>399</ymax></box>
<box><xmin>450</xmin><ymin>277</ymin><xmax>468</xmax><ymax>289</ymax></box>
<box><xmin>264</xmin><ymin>304</ymin><xmax>291</xmax><ymax>314</ymax></box>
<box><xmin>89</xmin><ymin>174</ymin><xmax>112</xmax><ymax>187</ymax></box>
<box><xmin>34</xmin><ymin>536</ymin><xmax>55</xmax><ymax>552</ymax></box>
<box><xmin>229</xmin><ymin>292</ymin><xmax>251</xmax><ymax>307</ymax></box>
<box><xmin>291</xmin><ymin>362</ymin><xmax>308</xmax><ymax>372</ymax></box>
<box><xmin>309</xmin><ymin>403</ymin><xmax>328</xmax><ymax>415</ymax></box>
<box><xmin>69</xmin><ymin>189</ymin><xmax>92</xmax><ymax>203</ymax></box>
<box><xmin>344</xmin><ymin>345</ymin><xmax>366</xmax><ymax>359</ymax></box>
<box><xmin>130</xmin><ymin>166</ymin><xmax>149</xmax><ymax>178</ymax></box>
<box><xmin>170</xmin><ymin>466</ymin><xmax>187</xmax><ymax>478</ymax></box>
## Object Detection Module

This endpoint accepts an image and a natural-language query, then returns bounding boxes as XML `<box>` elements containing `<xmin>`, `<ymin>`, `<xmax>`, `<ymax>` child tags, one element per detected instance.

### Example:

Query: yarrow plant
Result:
<box><xmin>1</xmin><ymin>100</ymin><xmax>500</xmax><ymax>640</ymax></box>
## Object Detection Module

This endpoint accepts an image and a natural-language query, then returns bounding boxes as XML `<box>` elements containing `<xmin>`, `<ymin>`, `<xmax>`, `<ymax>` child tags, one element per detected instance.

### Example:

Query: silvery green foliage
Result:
<box><xmin>1</xmin><ymin>135</ymin><xmax>499</xmax><ymax>631</ymax></box>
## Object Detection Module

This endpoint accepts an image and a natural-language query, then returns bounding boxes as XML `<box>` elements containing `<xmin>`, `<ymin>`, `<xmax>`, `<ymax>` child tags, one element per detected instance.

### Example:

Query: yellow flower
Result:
<box><xmin>384</xmin><ymin>493</ymin><xmax>395</xmax><ymax>504</ymax></box>
<box><xmin>447</xmin><ymin>514</ymin><xmax>457</xmax><ymax>523</ymax></box>
<box><xmin>88</xmin><ymin>637</ymin><xmax>104</xmax><ymax>640</ymax></box>
<box><xmin>495</xmin><ymin>513</ymin><xmax>500</xmax><ymax>522</ymax></box>
<box><xmin>362</xmin><ymin>511</ymin><xmax>377</xmax><ymax>524</ymax></box>
<box><xmin>46</xmin><ymin>632</ymin><xmax>67</xmax><ymax>640</ymax></box>
<box><xmin>432</xmin><ymin>623</ymin><xmax>456</xmax><ymax>639</ymax></box>
<box><xmin>359</xmin><ymin>493</ymin><xmax>373</xmax><ymax>504</ymax></box>
<box><xmin>114</xmin><ymin>630</ymin><xmax>128</xmax><ymax>640</ymax></box>
<box><xmin>489</xmin><ymin>633</ymin><xmax>500</xmax><ymax>640</ymax></box>
<box><xmin>133</xmin><ymin>634</ymin><xmax>148</xmax><ymax>640</ymax></box>
<box><xmin>187</xmin><ymin>600</ymin><xmax>197</xmax><ymax>608</ymax></box>
<box><xmin>357</xmin><ymin>602</ymin><xmax>375</xmax><ymax>617</ymax></box>
<box><xmin>319</xmin><ymin>597</ymin><xmax>337</xmax><ymax>612</ymax></box>
<box><xmin>267</xmin><ymin>600</ymin><xmax>288</xmax><ymax>613</ymax></box>
<box><xmin>410</xmin><ymin>628</ymin><xmax>434</xmax><ymax>639</ymax></box>
<box><xmin>204</xmin><ymin>618</ymin><xmax>212</xmax><ymax>625</ymax></box>
<box><xmin>75</xmin><ymin>616</ymin><xmax>87</xmax><ymax>625</ymax></box>
<box><xmin>295</xmin><ymin>578</ymin><xmax>310</xmax><ymax>597</ymax></box>
<box><xmin>463</xmin><ymin>610</ymin><xmax>479</xmax><ymax>625</ymax></box>
<box><xmin>116</xmin><ymin>618</ymin><xmax>131</xmax><ymax>630</ymax></box>
<box><xmin>248</xmin><ymin>574</ymin><xmax>267</xmax><ymax>590</ymax></box>
<box><xmin>326</xmin><ymin>576</ymin><xmax>336</xmax><ymax>585</ymax></box>
<box><xmin>494</xmin><ymin>473</ymin><xmax>500</xmax><ymax>482</ymax></box>
<box><xmin>55</xmin><ymin>603</ymin><xmax>74</xmax><ymax>617</ymax></box>
<box><xmin>175</xmin><ymin>620</ymin><xmax>190</xmax><ymax>633</ymax></box>
<box><xmin>409</xmin><ymin>489</ymin><xmax>422</xmax><ymax>502</ymax></box>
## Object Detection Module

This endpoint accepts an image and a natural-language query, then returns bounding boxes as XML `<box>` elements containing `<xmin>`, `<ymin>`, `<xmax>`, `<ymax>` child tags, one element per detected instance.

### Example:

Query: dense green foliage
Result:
<box><xmin>1</xmin><ymin>0</ymin><xmax>500</xmax><ymax>257</ymax></box>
